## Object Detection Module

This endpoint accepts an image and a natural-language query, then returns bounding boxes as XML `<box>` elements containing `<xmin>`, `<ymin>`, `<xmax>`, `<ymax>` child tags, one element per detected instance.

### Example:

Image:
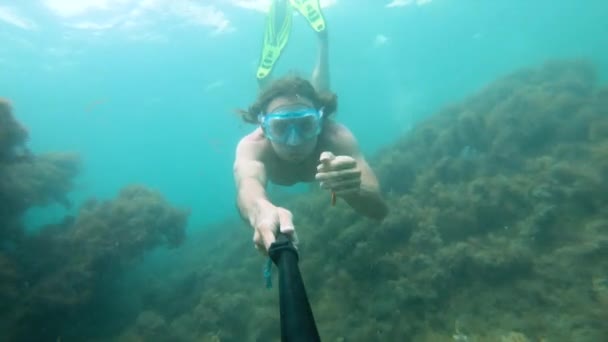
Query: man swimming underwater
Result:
<box><xmin>233</xmin><ymin>0</ymin><xmax>389</xmax><ymax>254</ymax></box>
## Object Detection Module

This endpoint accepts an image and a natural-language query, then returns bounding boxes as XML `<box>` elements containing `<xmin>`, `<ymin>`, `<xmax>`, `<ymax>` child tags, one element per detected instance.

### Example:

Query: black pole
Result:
<box><xmin>268</xmin><ymin>233</ymin><xmax>321</xmax><ymax>342</ymax></box>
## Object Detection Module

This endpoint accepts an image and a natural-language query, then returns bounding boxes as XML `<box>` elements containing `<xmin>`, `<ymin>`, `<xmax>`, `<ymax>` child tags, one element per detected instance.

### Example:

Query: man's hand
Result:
<box><xmin>315</xmin><ymin>151</ymin><xmax>361</xmax><ymax>197</ymax></box>
<box><xmin>251</xmin><ymin>199</ymin><xmax>298</xmax><ymax>255</ymax></box>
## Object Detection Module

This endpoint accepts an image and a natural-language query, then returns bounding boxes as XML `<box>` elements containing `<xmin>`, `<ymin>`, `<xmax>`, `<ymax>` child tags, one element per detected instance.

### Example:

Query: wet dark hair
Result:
<box><xmin>237</xmin><ymin>75</ymin><xmax>338</xmax><ymax>124</ymax></box>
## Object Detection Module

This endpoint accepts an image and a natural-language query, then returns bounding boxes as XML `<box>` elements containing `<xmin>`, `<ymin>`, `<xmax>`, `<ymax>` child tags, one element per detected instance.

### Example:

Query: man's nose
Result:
<box><xmin>285</xmin><ymin>127</ymin><xmax>302</xmax><ymax>146</ymax></box>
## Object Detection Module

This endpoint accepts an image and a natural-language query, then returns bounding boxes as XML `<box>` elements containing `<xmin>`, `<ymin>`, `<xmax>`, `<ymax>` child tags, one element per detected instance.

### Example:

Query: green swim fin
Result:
<box><xmin>289</xmin><ymin>0</ymin><xmax>326</xmax><ymax>33</ymax></box>
<box><xmin>256</xmin><ymin>0</ymin><xmax>293</xmax><ymax>81</ymax></box>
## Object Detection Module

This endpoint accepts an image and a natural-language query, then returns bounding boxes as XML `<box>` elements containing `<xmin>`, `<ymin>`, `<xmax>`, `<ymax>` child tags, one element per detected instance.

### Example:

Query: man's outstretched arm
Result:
<box><xmin>233</xmin><ymin>138</ymin><xmax>270</xmax><ymax>225</ymax></box>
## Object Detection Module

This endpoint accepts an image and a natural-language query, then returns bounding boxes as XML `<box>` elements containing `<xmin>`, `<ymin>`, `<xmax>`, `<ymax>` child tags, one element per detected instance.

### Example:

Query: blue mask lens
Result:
<box><xmin>259</xmin><ymin>108</ymin><xmax>323</xmax><ymax>145</ymax></box>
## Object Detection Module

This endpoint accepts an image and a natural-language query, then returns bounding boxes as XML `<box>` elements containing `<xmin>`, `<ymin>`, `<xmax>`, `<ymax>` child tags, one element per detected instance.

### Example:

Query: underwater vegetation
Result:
<box><xmin>117</xmin><ymin>59</ymin><xmax>607</xmax><ymax>342</ymax></box>
<box><xmin>0</xmin><ymin>99</ymin><xmax>190</xmax><ymax>341</ymax></box>
<box><xmin>2</xmin><ymin>57</ymin><xmax>607</xmax><ymax>341</ymax></box>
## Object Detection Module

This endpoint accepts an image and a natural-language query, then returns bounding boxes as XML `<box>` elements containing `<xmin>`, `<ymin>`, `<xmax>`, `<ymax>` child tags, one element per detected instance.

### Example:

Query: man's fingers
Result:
<box><xmin>256</xmin><ymin>218</ymin><xmax>278</xmax><ymax>251</ymax></box>
<box><xmin>277</xmin><ymin>207</ymin><xmax>299</xmax><ymax>247</ymax></box>
<box><xmin>315</xmin><ymin>168</ymin><xmax>361</xmax><ymax>182</ymax></box>
<box><xmin>331</xmin><ymin>178</ymin><xmax>361</xmax><ymax>192</ymax></box>
<box><xmin>317</xmin><ymin>156</ymin><xmax>356</xmax><ymax>172</ymax></box>
<box><xmin>253</xmin><ymin>231</ymin><xmax>267</xmax><ymax>255</ymax></box>
<box><xmin>319</xmin><ymin>151</ymin><xmax>335</xmax><ymax>163</ymax></box>
<box><xmin>277</xmin><ymin>208</ymin><xmax>295</xmax><ymax>234</ymax></box>
<box><xmin>253</xmin><ymin>207</ymin><xmax>297</xmax><ymax>254</ymax></box>
<box><xmin>253</xmin><ymin>230</ymin><xmax>261</xmax><ymax>244</ymax></box>
<box><xmin>332</xmin><ymin>156</ymin><xmax>357</xmax><ymax>170</ymax></box>
<box><xmin>334</xmin><ymin>187</ymin><xmax>361</xmax><ymax>196</ymax></box>
<box><xmin>260</xmin><ymin>229</ymin><xmax>276</xmax><ymax>251</ymax></box>
<box><xmin>318</xmin><ymin>152</ymin><xmax>336</xmax><ymax>171</ymax></box>
<box><xmin>291</xmin><ymin>230</ymin><xmax>299</xmax><ymax>245</ymax></box>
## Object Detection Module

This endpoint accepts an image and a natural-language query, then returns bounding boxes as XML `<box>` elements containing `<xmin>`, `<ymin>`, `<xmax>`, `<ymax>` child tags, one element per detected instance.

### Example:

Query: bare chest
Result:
<box><xmin>266</xmin><ymin>156</ymin><xmax>319</xmax><ymax>185</ymax></box>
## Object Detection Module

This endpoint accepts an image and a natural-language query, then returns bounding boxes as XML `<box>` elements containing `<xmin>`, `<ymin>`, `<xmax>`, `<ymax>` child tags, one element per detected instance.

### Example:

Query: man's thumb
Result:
<box><xmin>319</xmin><ymin>151</ymin><xmax>336</xmax><ymax>164</ymax></box>
<box><xmin>277</xmin><ymin>207</ymin><xmax>294</xmax><ymax>235</ymax></box>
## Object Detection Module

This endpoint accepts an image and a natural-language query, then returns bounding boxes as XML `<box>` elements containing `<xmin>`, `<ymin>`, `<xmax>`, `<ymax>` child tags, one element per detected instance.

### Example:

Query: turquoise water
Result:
<box><xmin>2</xmin><ymin>0</ymin><xmax>606</xmax><ymax>231</ymax></box>
<box><xmin>2</xmin><ymin>1</ymin><xmax>608</xmax><ymax>341</ymax></box>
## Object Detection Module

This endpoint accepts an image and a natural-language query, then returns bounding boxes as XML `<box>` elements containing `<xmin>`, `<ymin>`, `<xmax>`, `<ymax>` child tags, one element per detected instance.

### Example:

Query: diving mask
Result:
<box><xmin>259</xmin><ymin>107</ymin><xmax>324</xmax><ymax>145</ymax></box>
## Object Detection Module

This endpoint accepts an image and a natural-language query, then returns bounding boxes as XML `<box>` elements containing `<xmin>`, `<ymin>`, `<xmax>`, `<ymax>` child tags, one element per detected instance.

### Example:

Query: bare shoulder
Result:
<box><xmin>238</xmin><ymin>127</ymin><xmax>266</xmax><ymax>145</ymax></box>
<box><xmin>321</xmin><ymin>120</ymin><xmax>361</xmax><ymax>157</ymax></box>
<box><xmin>233</xmin><ymin>128</ymin><xmax>271</xmax><ymax>185</ymax></box>
<box><xmin>235</xmin><ymin>127</ymin><xmax>271</xmax><ymax>160</ymax></box>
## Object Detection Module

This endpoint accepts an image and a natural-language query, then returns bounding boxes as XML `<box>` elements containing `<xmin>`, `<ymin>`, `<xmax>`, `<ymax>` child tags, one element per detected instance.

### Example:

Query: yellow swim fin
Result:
<box><xmin>256</xmin><ymin>0</ymin><xmax>293</xmax><ymax>81</ymax></box>
<box><xmin>289</xmin><ymin>0</ymin><xmax>326</xmax><ymax>33</ymax></box>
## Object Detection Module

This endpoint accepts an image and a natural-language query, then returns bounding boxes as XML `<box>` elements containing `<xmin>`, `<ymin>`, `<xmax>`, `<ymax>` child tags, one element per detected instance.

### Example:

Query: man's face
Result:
<box><xmin>262</xmin><ymin>96</ymin><xmax>322</xmax><ymax>162</ymax></box>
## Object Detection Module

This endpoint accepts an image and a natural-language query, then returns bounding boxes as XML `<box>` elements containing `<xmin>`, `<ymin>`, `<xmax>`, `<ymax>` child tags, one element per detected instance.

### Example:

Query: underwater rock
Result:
<box><xmin>0</xmin><ymin>98</ymin><xmax>29</xmax><ymax>162</ymax></box>
<box><xmin>0</xmin><ymin>99</ymin><xmax>191</xmax><ymax>341</ymax></box>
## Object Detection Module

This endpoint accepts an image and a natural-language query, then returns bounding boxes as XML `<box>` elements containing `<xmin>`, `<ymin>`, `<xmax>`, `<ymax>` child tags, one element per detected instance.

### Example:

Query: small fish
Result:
<box><xmin>331</xmin><ymin>191</ymin><xmax>336</xmax><ymax>206</ymax></box>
